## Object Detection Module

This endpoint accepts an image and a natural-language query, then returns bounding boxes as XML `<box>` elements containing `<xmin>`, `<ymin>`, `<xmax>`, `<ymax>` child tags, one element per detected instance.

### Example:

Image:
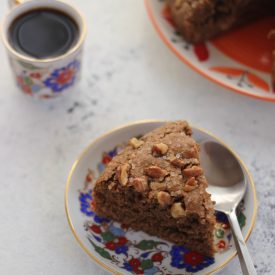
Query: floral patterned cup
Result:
<box><xmin>2</xmin><ymin>0</ymin><xmax>87</xmax><ymax>99</ymax></box>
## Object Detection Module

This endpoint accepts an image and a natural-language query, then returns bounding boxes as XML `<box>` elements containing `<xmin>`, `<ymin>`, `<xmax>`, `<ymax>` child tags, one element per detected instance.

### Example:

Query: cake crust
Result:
<box><xmin>93</xmin><ymin>121</ymin><xmax>216</xmax><ymax>256</ymax></box>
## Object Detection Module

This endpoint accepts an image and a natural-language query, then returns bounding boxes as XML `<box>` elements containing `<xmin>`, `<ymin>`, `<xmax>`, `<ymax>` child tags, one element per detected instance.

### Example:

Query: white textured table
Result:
<box><xmin>0</xmin><ymin>1</ymin><xmax>274</xmax><ymax>274</ymax></box>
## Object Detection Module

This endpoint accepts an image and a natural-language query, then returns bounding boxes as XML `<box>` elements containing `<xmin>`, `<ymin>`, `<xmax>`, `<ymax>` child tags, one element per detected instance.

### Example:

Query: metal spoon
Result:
<box><xmin>200</xmin><ymin>141</ymin><xmax>257</xmax><ymax>275</ymax></box>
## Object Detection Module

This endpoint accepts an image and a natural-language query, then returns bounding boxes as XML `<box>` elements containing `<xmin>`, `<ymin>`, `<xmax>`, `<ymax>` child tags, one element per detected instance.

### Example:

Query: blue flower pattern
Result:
<box><xmin>79</xmin><ymin>191</ymin><xmax>94</xmax><ymax>216</ymax></box>
<box><xmin>109</xmin><ymin>224</ymin><xmax>125</xmax><ymax>237</ymax></box>
<box><xmin>170</xmin><ymin>245</ymin><xmax>214</xmax><ymax>272</ymax></box>
<box><xmin>115</xmin><ymin>245</ymin><xmax>128</xmax><ymax>255</ymax></box>
<box><xmin>93</xmin><ymin>214</ymin><xmax>110</xmax><ymax>224</ymax></box>
<box><xmin>44</xmin><ymin>60</ymin><xmax>80</xmax><ymax>92</ymax></box>
<box><xmin>123</xmin><ymin>262</ymin><xmax>133</xmax><ymax>272</ymax></box>
<box><xmin>215</xmin><ymin>211</ymin><xmax>229</xmax><ymax>223</ymax></box>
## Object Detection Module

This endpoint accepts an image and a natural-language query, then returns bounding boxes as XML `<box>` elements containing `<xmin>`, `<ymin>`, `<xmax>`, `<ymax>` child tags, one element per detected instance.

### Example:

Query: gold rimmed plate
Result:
<box><xmin>65</xmin><ymin>120</ymin><xmax>257</xmax><ymax>275</ymax></box>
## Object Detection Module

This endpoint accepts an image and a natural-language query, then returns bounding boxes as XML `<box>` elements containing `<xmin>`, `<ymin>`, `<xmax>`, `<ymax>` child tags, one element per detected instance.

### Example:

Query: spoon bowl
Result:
<box><xmin>201</xmin><ymin>141</ymin><xmax>247</xmax><ymax>213</ymax></box>
<box><xmin>200</xmin><ymin>141</ymin><xmax>257</xmax><ymax>275</ymax></box>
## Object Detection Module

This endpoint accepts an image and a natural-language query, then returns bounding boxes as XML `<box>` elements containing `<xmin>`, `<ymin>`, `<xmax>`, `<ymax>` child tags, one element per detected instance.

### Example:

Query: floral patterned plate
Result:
<box><xmin>145</xmin><ymin>0</ymin><xmax>275</xmax><ymax>102</ymax></box>
<box><xmin>65</xmin><ymin>120</ymin><xmax>257</xmax><ymax>275</ymax></box>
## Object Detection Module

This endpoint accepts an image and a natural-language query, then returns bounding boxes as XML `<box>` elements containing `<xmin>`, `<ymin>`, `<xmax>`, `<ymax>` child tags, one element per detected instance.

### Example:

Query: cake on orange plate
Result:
<box><xmin>167</xmin><ymin>0</ymin><xmax>275</xmax><ymax>89</ymax></box>
<box><xmin>93</xmin><ymin>121</ymin><xmax>216</xmax><ymax>256</ymax></box>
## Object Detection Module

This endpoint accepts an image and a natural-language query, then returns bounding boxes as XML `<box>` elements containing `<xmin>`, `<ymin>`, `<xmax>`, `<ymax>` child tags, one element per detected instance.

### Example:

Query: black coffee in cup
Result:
<box><xmin>9</xmin><ymin>8</ymin><xmax>79</xmax><ymax>59</ymax></box>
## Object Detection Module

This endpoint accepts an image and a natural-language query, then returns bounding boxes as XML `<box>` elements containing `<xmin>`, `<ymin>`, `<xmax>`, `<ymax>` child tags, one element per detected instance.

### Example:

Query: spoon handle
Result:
<box><xmin>227</xmin><ymin>210</ymin><xmax>257</xmax><ymax>275</ymax></box>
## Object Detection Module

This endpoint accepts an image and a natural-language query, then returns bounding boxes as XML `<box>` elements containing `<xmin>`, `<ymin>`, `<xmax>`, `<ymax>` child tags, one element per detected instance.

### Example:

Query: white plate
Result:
<box><xmin>65</xmin><ymin>120</ymin><xmax>257</xmax><ymax>274</ymax></box>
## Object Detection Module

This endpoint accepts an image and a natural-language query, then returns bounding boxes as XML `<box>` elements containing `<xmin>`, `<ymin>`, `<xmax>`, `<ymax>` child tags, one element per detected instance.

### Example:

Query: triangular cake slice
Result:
<box><xmin>93</xmin><ymin>121</ymin><xmax>216</xmax><ymax>256</ymax></box>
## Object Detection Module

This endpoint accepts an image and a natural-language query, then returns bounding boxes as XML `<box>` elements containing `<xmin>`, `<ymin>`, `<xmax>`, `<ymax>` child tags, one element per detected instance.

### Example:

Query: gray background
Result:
<box><xmin>0</xmin><ymin>1</ymin><xmax>274</xmax><ymax>274</ymax></box>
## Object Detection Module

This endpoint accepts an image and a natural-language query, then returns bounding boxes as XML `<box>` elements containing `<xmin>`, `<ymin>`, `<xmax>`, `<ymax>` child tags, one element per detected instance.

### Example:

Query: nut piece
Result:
<box><xmin>144</xmin><ymin>166</ymin><xmax>168</xmax><ymax>178</ymax></box>
<box><xmin>183</xmin><ymin>177</ymin><xmax>198</xmax><ymax>192</ymax></box>
<box><xmin>182</xmin><ymin>166</ymin><xmax>203</xmax><ymax>177</ymax></box>
<box><xmin>129</xmin><ymin>137</ymin><xmax>144</xmax><ymax>149</ymax></box>
<box><xmin>132</xmin><ymin>177</ymin><xmax>148</xmax><ymax>192</ymax></box>
<box><xmin>152</xmin><ymin>143</ymin><xmax>168</xmax><ymax>156</ymax></box>
<box><xmin>157</xmin><ymin>191</ymin><xmax>171</xmax><ymax>207</ymax></box>
<box><xmin>108</xmin><ymin>182</ymin><xmax>116</xmax><ymax>190</ymax></box>
<box><xmin>171</xmin><ymin>158</ymin><xmax>185</xmax><ymax>167</ymax></box>
<box><xmin>171</xmin><ymin>157</ymin><xmax>199</xmax><ymax>168</ymax></box>
<box><xmin>171</xmin><ymin>202</ymin><xmax>186</xmax><ymax>218</ymax></box>
<box><xmin>184</xmin><ymin>148</ymin><xmax>198</xmax><ymax>158</ymax></box>
<box><xmin>117</xmin><ymin>164</ymin><xmax>130</xmax><ymax>186</ymax></box>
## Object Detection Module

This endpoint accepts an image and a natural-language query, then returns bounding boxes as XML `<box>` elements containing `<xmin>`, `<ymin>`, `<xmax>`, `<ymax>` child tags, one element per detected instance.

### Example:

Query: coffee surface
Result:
<box><xmin>9</xmin><ymin>8</ymin><xmax>79</xmax><ymax>59</ymax></box>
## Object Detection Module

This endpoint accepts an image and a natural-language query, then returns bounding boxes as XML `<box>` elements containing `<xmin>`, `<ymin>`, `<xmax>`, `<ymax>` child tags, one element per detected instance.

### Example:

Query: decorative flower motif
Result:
<box><xmin>217</xmin><ymin>240</ymin><xmax>226</xmax><ymax>249</ymax></box>
<box><xmin>98</xmin><ymin>148</ymin><xmax>118</xmax><ymax>173</ymax></box>
<box><xmin>123</xmin><ymin>262</ymin><xmax>133</xmax><ymax>272</ymax></box>
<box><xmin>128</xmin><ymin>258</ymin><xmax>143</xmax><ymax>274</ymax></box>
<box><xmin>105</xmin><ymin>241</ymin><xmax>116</xmax><ymax>250</ymax></box>
<box><xmin>115</xmin><ymin>245</ymin><xmax>128</xmax><ymax>255</ymax></box>
<box><xmin>237</xmin><ymin>212</ymin><xmax>246</xmax><ymax>229</ymax></box>
<box><xmin>117</xmin><ymin>236</ymin><xmax>128</xmax><ymax>245</ymax></box>
<box><xmin>170</xmin><ymin>245</ymin><xmax>214</xmax><ymax>272</ymax></box>
<box><xmin>102</xmin><ymin>154</ymin><xmax>112</xmax><ymax>164</ymax></box>
<box><xmin>184</xmin><ymin>251</ymin><xmax>205</xmax><ymax>266</ymax></box>
<box><xmin>122</xmin><ymin>256</ymin><xmax>159</xmax><ymax>274</ymax></box>
<box><xmin>170</xmin><ymin>246</ymin><xmax>188</xmax><ymax>268</ymax></box>
<box><xmin>104</xmin><ymin>235</ymin><xmax>129</xmax><ymax>254</ymax></box>
<box><xmin>97</xmin><ymin>163</ymin><xmax>105</xmax><ymax>174</ymax></box>
<box><xmin>93</xmin><ymin>214</ymin><xmax>110</xmax><ymax>224</ymax></box>
<box><xmin>215</xmin><ymin>228</ymin><xmax>225</xmax><ymax>238</ymax></box>
<box><xmin>93</xmin><ymin>235</ymin><xmax>102</xmax><ymax>243</ymax></box>
<box><xmin>108</xmin><ymin>148</ymin><xmax>117</xmax><ymax>158</ymax></box>
<box><xmin>90</xmin><ymin>224</ymin><xmax>102</xmax><ymax>234</ymax></box>
<box><xmin>151</xmin><ymin>252</ymin><xmax>163</xmax><ymax>262</ymax></box>
<box><xmin>215</xmin><ymin>211</ymin><xmax>228</xmax><ymax>224</ymax></box>
<box><xmin>14</xmin><ymin>60</ymin><xmax>80</xmax><ymax>96</ymax></box>
<box><xmin>109</xmin><ymin>224</ymin><xmax>126</xmax><ymax>237</ymax></box>
<box><xmin>16</xmin><ymin>71</ymin><xmax>44</xmax><ymax>95</ymax></box>
<box><xmin>85</xmin><ymin>170</ymin><xmax>94</xmax><ymax>183</ymax></box>
<box><xmin>144</xmin><ymin>266</ymin><xmax>159</xmax><ymax>275</ymax></box>
<box><xmin>44</xmin><ymin>60</ymin><xmax>80</xmax><ymax>92</ymax></box>
<box><xmin>30</xmin><ymin>72</ymin><xmax>41</xmax><ymax>79</ymax></box>
<box><xmin>79</xmin><ymin>191</ymin><xmax>94</xmax><ymax>216</ymax></box>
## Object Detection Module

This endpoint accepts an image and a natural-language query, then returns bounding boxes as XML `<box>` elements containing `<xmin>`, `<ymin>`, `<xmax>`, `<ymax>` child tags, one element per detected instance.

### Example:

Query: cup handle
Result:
<box><xmin>8</xmin><ymin>0</ymin><xmax>24</xmax><ymax>8</ymax></box>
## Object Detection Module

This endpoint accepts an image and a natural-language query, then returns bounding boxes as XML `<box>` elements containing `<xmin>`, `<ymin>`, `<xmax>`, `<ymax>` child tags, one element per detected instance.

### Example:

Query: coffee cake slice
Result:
<box><xmin>93</xmin><ymin>121</ymin><xmax>216</xmax><ymax>256</ymax></box>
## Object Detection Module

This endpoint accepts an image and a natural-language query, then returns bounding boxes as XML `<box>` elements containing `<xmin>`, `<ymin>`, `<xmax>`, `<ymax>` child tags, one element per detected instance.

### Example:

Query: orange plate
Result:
<box><xmin>145</xmin><ymin>0</ymin><xmax>275</xmax><ymax>102</ymax></box>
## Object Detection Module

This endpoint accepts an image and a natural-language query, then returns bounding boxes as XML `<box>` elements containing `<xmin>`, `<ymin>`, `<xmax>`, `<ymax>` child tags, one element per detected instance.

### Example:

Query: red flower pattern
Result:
<box><xmin>56</xmin><ymin>68</ymin><xmax>75</xmax><ymax>85</ymax></box>
<box><xmin>129</xmin><ymin>258</ymin><xmax>141</xmax><ymax>269</ymax></box>
<box><xmin>117</xmin><ymin>236</ymin><xmax>128</xmax><ymax>246</ymax></box>
<box><xmin>151</xmin><ymin>252</ymin><xmax>163</xmax><ymax>262</ymax></box>
<box><xmin>30</xmin><ymin>72</ymin><xmax>41</xmax><ymax>79</ymax></box>
<box><xmin>105</xmin><ymin>241</ymin><xmax>116</xmax><ymax>250</ymax></box>
<box><xmin>184</xmin><ymin>251</ymin><xmax>204</xmax><ymax>266</ymax></box>
<box><xmin>90</xmin><ymin>224</ymin><xmax>101</xmax><ymax>234</ymax></box>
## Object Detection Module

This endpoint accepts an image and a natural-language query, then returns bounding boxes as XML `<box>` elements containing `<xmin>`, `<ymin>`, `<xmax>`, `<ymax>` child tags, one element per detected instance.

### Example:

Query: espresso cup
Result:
<box><xmin>2</xmin><ymin>0</ymin><xmax>87</xmax><ymax>99</ymax></box>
